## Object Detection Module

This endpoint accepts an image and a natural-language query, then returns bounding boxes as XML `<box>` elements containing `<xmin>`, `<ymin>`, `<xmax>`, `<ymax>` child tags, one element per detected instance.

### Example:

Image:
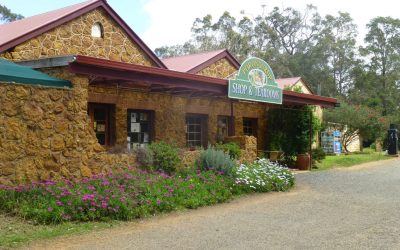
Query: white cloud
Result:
<box><xmin>141</xmin><ymin>0</ymin><xmax>400</xmax><ymax>50</ymax></box>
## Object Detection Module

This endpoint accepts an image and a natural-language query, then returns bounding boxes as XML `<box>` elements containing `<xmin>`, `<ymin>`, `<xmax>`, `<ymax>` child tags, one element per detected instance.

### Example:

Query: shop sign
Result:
<box><xmin>228</xmin><ymin>57</ymin><xmax>282</xmax><ymax>104</ymax></box>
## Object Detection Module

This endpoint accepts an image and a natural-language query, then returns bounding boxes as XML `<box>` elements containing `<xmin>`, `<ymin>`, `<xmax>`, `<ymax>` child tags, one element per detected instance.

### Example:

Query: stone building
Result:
<box><xmin>0</xmin><ymin>0</ymin><xmax>337</xmax><ymax>184</ymax></box>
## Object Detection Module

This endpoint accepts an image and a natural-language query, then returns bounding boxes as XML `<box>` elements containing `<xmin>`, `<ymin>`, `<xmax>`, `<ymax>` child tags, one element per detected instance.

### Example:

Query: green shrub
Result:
<box><xmin>234</xmin><ymin>158</ymin><xmax>295</xmax><ymax>192</ymax></box>
<box><xmin>311</xmin><ymin>147</ymin><xmax>326</xmax><ymax>167</ymax></box>
<box><xmin>0</xmin><ymin>170</ymin><xmax>235</xmax><ymax>224</ymax></box>
<box><xmin>134</xmin><ymin>146</ymin><xmax>154</xmax><ymax>170</ymax></box>
<box><xmin>149</xmin><ymin>141</ymin><xmax>180</xmax><ymax>174</ymax></box>
<box><xmin>370</xmin><ymin>142</ymin><xmax>376</xmax><ymax>150</ymax></box>
<box><xmin>195</xmin><ymin>146</ymin><xmax>236</xmax><ymax>175</ymax></box>
<box><xmin>215</xmin><ymin>142</ymin><xmax>241</xmax><ymax>159</ymax></box>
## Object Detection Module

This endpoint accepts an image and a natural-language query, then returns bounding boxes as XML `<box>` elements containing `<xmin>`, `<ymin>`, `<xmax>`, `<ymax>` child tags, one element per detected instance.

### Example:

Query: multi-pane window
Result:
<box><xmin>127</xmin><ymin>110</ymin><xmax>153</xmax><ymax>148</ymax></box>
<box><xmin>186</xmin><ymin>114</ymin><xmax>207</xmax><ymax>148</ymax></box>
<box><xmin>243</xmin><ymin>117</ymin><xmax>258</xmax><ymax>137</ymax></box>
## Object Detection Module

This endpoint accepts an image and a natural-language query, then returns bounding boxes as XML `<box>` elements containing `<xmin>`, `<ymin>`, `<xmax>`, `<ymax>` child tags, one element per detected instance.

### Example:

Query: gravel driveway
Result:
<box><xmin>26</xmin><ymin>158</ymin><xmax>400</xmax><ymax>250</ymax></box>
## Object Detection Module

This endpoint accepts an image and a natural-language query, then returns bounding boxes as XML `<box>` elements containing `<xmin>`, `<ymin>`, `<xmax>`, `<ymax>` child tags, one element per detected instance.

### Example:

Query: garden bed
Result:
<box><xmin>0</xmin><ymin>153</ymin><xmax>295</xmax><ymax>248</ymax></box>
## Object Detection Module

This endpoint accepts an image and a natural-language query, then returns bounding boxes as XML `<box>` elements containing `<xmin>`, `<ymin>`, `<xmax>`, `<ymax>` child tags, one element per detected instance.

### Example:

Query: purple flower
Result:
<box><xmin>156</xmin><ymin>199</ymin><xmax>161</xmax><ymax>205</ymax></box>
<box><xmin>48</xmin><ymin>207</ymin><xmax>53</xmax><ymax>212</ymax></box>
<box><xmin>56</xmin><ymin>201</ymin><xmax>63</xmax><ymax>206</ymax></box>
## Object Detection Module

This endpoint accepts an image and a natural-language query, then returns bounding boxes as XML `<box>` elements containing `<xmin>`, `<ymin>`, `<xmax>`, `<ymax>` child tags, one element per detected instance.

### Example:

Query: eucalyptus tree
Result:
<box><xmin>360</xmin><ymin>16</ymin><xmax>400</xmax><ymax>116</ymax></box>
<box><xmin>0</xmin><ymin>4</ymin><xmax>23</xmax><ymax>23</ymax></box>
<box><xmin>319</xmin><ymin>12</ymin><xmax>358</xmax><ymax>96</ymax></box>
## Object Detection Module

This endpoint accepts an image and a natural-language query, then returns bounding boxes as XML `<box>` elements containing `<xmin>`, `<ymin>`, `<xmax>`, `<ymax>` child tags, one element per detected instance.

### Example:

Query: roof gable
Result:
<box><xmin>162</xmin><ymin>49</ymin><xmax>240</xmax><ymax>73</ymax></box>
<box><xmin>276</xmin><ymin>77</ymin><xmax>314</xmax><ymax>94</ymax></box>
<box><xmin>0</xmin><ymin>0</ymin><xmax>166</xmax><ymax>68</ymax></box>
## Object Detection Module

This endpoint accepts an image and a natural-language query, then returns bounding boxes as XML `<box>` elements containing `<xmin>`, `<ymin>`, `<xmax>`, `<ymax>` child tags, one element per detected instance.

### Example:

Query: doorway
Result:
<box><xmin>88</xmin><ymin>103</ymin><xmax>115</xmax><ymax>146</ymax></box>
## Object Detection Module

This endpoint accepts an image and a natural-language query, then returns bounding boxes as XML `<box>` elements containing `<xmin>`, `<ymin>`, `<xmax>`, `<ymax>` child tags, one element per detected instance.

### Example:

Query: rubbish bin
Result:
<box><xmin>388</xmin><ymin>124</ymin><xmax>398</xmax><ymax>156</ymax></box>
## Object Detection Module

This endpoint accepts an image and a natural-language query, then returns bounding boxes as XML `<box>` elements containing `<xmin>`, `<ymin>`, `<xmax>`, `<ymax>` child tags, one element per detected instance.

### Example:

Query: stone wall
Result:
<box><xmin>0</xmin><ymin>70</ymin><xmax>136</xmax><ymax>184</ymax></box>
<box><xmin>225</xmin><ymin>136</ymin><xmax>258</xmax><ymax>163</ymax></box>
<box><xmin>197</xmin><ymin>58</ymin><xmax>237</xmax><ymax>79</ymax></box>
<box><xmin>0</xmin><ymin>8</ymin><xmax>156</xmax><ymax>66</ymax></box>
<box><xmin>89</xmin><ymin>85</ymin><xmax>268</xmax><ymax>150</ymax></box>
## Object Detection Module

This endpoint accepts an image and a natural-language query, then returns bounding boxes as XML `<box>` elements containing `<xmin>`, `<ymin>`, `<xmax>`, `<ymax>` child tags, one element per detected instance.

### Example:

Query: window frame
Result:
<box><xmin>243</xmin><ymin>117</ymin><xmax>258</xmax><ymax>137</ymax></box>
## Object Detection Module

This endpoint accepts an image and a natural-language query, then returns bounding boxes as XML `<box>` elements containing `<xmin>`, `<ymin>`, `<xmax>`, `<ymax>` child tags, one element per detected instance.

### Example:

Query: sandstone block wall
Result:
<box><xmin>0</xmin><ymin>69</ymin><xmax>137</xmax><ymax>184</ymax></box>
<box><xmin>88</xmin><ymin>85</ymin><xmax>268</xmax><ymax>150</ymax></box>
<box><xmin>225</xmin><ymin>136</ymin><xmax>258</xmax><ymax>163</ymax></box>
<box><xmin>0</xmin><ymin>8</ymin><xmax>156</xmax><ymax>67</ymax></box>
<box><xmin>197</xmin><ymin>58</ymin><xmax>238</xmax><ymax>79</ymax></box>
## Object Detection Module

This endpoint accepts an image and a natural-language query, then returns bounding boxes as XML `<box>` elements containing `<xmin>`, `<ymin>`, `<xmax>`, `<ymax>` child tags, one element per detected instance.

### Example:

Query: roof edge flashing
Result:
<box><xmin>16</xmin><ymin>55</ymin><xmax>77</xmax><ymax>69</ymax></box>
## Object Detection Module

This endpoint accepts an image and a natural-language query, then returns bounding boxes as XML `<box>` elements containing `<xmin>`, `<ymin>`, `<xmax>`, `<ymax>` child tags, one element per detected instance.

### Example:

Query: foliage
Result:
<box><xmin>234</xmin><ymin>158</ymin><xmax>295</xmax><ymax>192</ymax></box>
<box><xmin>358</xmin><ymin>17</ymin><xmax>400</xmax><ymax>116</ymax></box>
<box><xmin>0</xmin><ymin>170</ymin><xmax>235</xmax><ymax>224</ymax></box>
<box><xmin>370</xmin><ymin>142</ymin><xmax>376</xmax><ymax>150</ymax></box>
<box><xmin>323</xmin><ymin>102</ymin><xmax>389</xmax><ymax>152</ymax></box>
<box><xmin>154</xmin><ymin>6</ymin><xmax>400</xmax><ymax>127</ymax></box>
<box><xmin>149</xmin><ymin>141</ymin><xmax>181</xmax><ymax>174</ymax></box>
<box><xmin>311</xmin><ymin>148</ymin><xmax>326</xmax><ymax>167</ymax></box>
<box><xmin>0</xmin><ymin>5</ymin><xmax>24</xmax><ymax>23</ymax></box>
<box><xmin>195</xmin><ymin>146</ymin><xmax>237</xmax><ymax>175</ymax></box>
<box><xmin>134</xmin><ymin>146</ymin><xmax>154</xmax><ymax>170</ymax></box>
<box><xmin>215</xmin><ymin>142</ymin><xmax>241</xmax><ymax>159</ymax></box>
<box><xmin>267</xmin><ymin>106</ymin><xmax>321</xmax><ymax>161</ymax></box>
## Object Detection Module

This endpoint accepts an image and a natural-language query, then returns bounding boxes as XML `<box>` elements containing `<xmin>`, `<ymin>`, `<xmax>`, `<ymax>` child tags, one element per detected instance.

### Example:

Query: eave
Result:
<box><xmin>16</xmin><ymin>55</ymin><xmax>339</xmax><ymax>107</ymax></box>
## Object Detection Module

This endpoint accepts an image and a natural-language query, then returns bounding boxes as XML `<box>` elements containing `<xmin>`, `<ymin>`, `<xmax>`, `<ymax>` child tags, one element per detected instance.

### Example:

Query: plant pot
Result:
<box><xmin>269</xmin><ymin>151</ymin><xmax>283</xmax><ymax>161</ymax></box>
<box><xmin>296</xmin><ymin>153</ymin><xmax>310</xmax><ymax>170</ymax></box>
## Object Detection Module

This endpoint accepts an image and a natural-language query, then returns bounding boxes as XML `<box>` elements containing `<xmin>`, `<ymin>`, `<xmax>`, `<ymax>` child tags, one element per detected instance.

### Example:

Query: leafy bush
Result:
<box><xmin>0</xmin><ymin>170</ymin><xmax>235</xmax><ymax>224</ymax></box>
<box><xmin>234</xmin><ymin>158</ymin><xmax>295</xmax><ymax>192</ymax></box>
<box><xmin>311</xmin><ymin>147</ymin><xmax>326</xmax><ymax>167</ymax></box>
<box><xmin>267</xmin><ymin>106</ymin><xmax>321</xmax><ymax>160</ymax></box>
<box><xmin>149</xmin><ymin>141</ymin><xmax>181</xmax><ymax>174</ymax></box>
<box><xmin>215</xmin><ymin>142</ymin><xmax>241</xmax><ymax>159</ymax></box>
<box><xmin>196</xmin><ymin>146</ymin><xmax>236</xmax><ymax>175</ymax></box>
<box><xmin>370</xmin><ymin>142</ymin><xmax>376</xmax><ymax>150</ymax></box>
<box><xmin>134</xmin><ymin>146</ymin><xmax>154</xmax><ymax>170</ymax></box>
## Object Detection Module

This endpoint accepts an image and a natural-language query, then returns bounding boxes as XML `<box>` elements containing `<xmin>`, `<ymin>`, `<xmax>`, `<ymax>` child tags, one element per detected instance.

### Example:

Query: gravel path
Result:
<box><xmin>25</xmin><ymin>158</ymin><xmax>400</xmax><ymax>250</ymax></box>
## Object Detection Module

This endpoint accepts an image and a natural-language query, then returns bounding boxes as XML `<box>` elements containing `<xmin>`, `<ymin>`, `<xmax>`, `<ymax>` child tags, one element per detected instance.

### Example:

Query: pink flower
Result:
<box><xmin>48</xmin><ymin>207</ymin><xmax>53</xmax><ymax>212</ymax></box>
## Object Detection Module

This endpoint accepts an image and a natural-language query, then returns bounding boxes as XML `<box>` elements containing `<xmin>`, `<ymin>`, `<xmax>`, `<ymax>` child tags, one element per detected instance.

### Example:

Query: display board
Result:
<box><xmin>321</xmin><ymin>131</ymin><xmax>342</xmax><ymax>154</ymax></box>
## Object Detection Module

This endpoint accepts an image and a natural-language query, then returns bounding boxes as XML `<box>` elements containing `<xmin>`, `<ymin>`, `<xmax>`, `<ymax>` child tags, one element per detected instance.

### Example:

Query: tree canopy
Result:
<box><xmin>0</xmin><ymin>5</ymin><xmax>23</xmax><ymax>23</ymax></box>
<box><xmin>155</xmin><ymin>6</ymin><xmax>400</xmax><ymax>145</ymax></box>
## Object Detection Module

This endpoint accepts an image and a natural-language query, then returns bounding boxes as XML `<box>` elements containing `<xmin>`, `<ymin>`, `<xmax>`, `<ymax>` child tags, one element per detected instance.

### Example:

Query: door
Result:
<box><xmin>88</xmin><ymin>103</ymin><xmax>115</xmax><ymax>146</ymax></box>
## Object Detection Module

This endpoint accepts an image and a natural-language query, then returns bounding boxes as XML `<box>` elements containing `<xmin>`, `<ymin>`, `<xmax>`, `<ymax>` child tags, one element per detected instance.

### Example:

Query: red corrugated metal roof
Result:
<box><xmin>0</xmin><ymin>0</ymin><xmax>97</xmax><ymax>50</ymax></box>
<box><xmin>0</xmin><ymin>0</ymin><xmax>166</xmax><ymax>68</ymax></box>
<box><xmin>162</xmin><ymin>49</ymin><xmax>240</xmax><ymax>73</ymax></box>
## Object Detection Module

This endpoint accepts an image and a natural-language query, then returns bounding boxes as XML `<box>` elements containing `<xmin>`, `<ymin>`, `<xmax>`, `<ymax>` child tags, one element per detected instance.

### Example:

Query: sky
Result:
<box><xmin>2</xmin><ymin>0</ymin><xmax>399</xmax><ymax>50</ymax></box>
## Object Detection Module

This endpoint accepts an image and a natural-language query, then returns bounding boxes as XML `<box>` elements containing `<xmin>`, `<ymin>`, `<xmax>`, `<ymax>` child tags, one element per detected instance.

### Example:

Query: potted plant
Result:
<box><xmin>269</xmin><ymin>139</ymin><xmax>283</xmax><ymax>161</ymax></box>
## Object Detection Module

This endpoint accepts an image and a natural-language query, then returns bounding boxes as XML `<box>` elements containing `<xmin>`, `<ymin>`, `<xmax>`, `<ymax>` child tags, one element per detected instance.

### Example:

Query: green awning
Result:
<box><xmin>0</xmin><ymin>58</ymin><xmax>72</xmax><ymax>88</ymax></box>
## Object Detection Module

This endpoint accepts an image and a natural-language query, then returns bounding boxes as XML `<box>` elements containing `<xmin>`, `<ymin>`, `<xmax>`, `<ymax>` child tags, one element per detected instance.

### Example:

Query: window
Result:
<box><xmin>91</xmin><ymin>22</ymin><xmax>103</xmax><ymax>38</ymax></box>
<box><xmin>243</xmin><ymin>118</ymin><xmax>258</xmax><ymax>137</ymax></box>
<box><xmin>127</xmin><ymin>110</ymin><xmax>154</xmax><ymax>148</ymax></box>
<box><xmin>186</xmin><ymin>114</ymin><xmax>208</xmax><ymax>148</ymax></box>
<box><xmin>217</xmin><ymin>116</ymin><xmax>231</xmax><ymax>142</ymax></box>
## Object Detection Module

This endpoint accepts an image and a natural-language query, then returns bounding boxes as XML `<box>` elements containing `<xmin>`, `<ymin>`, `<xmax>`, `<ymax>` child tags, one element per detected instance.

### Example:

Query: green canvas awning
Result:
<box><xmin>0</xmin><ymin>58</ymin><xmax>72</xmax><ymax>88</ymax></box>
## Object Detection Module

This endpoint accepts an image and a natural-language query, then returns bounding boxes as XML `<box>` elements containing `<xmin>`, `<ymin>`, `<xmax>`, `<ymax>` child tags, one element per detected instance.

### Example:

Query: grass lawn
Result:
<box><xmin>314</xmin><ymin>150</ymin><xmax>391</xmax><ymax>171</ymax></box>
<box><xmin>0</xmin><ymin>213</ymin><xmax>123</xmax><ymax>248</ymax></box>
